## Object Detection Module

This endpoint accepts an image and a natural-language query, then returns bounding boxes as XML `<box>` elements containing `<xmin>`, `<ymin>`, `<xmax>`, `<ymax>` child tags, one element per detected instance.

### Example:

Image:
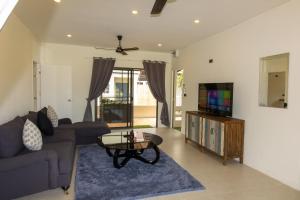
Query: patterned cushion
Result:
<box><xmin>23</xmin><ymin>119</ymin><xmax>43</xmax><ymax>151</ymax></box>
<box><xmin>47</xmin><ymin>106</ymin><xmax>58</xmax><ymax>127</ymax></box>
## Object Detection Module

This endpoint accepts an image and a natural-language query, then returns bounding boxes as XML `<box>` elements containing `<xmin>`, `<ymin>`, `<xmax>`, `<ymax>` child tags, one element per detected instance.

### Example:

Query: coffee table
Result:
<box><xmin>97</xmin><ymin>131</ymin><xmax>163</xmax><ymax>169</ymax></box>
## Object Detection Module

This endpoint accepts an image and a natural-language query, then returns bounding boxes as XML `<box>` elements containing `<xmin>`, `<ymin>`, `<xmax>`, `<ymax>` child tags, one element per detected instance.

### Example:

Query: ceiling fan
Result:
<box><xmin>151</xmin><ymin>0</ymin><xmax>168</xmax><ymax>15</ymax></box>
<box><xmin>95</xmin><ymin>35</ymin><xmax>139</xmax><ymax>55</ymax></box>
<box><xmin>115</xmin><ymin>35</ymin><xmax>139</xmax><ymax>55</ymax></box>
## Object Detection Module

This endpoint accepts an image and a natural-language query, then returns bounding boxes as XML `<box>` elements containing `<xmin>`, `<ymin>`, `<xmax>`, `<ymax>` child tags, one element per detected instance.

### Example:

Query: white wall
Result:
<box><xmin>0</xmin><ymin>13</ymin><xmax>39</xmax><ymax>124</ymax></box>
<box><xmin>174</xmin><ymin>0</ymin><xmax>300</xmax><ymax>190</ymax></box>
<box><xmin>40</xmin><ymin>43</ymin><xmax>172</xmax><ymax>126</ymax></box>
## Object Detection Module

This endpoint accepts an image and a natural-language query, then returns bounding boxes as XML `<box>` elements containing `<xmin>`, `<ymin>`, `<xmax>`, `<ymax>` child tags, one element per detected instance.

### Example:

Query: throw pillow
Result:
<box><xmin>23</xmin><ymin>119</ymin><xmax>43</xmax><ymax>151</ymax></box>
<box><xmin>47</xmin><ymin>105</ymin><xmax>58</xmax><ymax>127</ymax></box>
<box><xmin>37</xmin><ymin>111</ymin><xmax>54</xmax><ymax>136</ymax></box>
<box><xmin>21</xmin><ymin>111</ymin><xmax>38</xmax><ymax>126</ymax></box>
<box><xmin>28</xmin><ymin>111</ymin><xmax>38</xmax><ymax>125</ymax></box>
<box><xmin>0</xmin><ymin>117</ymin><xmax>25</xmax><ymax>158</ymax></box>
<box><xmin>40</xmin><ymin>107</ymin><xmax>47</xmax><ymax>115</ymax></box>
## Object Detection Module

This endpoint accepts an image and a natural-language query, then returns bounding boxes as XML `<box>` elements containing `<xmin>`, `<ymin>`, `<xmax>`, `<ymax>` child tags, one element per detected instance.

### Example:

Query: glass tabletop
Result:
<box><xmin>97</xmin><ymin>131</ymin><xmax>163</xmax><ymax>150</ymax></box>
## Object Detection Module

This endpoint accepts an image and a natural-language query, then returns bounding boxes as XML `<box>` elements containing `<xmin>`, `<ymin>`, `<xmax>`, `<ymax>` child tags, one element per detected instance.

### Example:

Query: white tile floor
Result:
<box><xmin>17</xmin><ymin>128</ymin><xmax>300</xmax><ymax>200</ymax></box>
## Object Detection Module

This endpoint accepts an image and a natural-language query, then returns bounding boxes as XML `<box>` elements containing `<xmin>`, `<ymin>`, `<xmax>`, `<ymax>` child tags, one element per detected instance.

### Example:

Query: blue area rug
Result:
<box><xmin>76</xmin><ymin>145</ymin><xmax>204</xmax><ymax>200</ymax></box>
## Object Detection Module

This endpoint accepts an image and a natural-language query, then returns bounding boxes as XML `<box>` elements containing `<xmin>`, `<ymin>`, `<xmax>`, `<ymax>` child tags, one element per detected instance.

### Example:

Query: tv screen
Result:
<box><xmin>198</xmin><ymin>83</ymin><xmax>233</xmax><ymax>117</ymax></box>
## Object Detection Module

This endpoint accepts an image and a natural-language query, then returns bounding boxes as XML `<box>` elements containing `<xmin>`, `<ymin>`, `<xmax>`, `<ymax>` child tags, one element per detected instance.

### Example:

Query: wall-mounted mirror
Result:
<box><xmin>259</xmin><ymin>53</ymin><xmax>289</xmax><ymax>109</ymax></box>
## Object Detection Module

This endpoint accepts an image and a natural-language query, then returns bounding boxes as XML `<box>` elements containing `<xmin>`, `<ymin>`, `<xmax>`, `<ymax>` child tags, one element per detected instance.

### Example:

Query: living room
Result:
<box><xmin>0</xmin><ymin>0</ymin><xmax>300</xmax><ymax>200</ymax></box>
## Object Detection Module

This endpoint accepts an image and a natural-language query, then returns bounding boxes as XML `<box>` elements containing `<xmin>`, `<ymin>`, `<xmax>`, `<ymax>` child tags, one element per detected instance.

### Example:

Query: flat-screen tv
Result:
<box><xmin>198</xmin><ymin>83</ymin><xmax>233</xmax><ymax>117</ymax></box>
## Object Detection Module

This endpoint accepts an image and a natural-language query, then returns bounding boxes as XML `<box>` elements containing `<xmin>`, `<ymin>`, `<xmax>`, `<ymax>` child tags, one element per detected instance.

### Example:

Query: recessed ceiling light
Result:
<box><xmin>194</xmin><ymin>19</ymin><xmax>200</xmax><ymax>24</ymax></box>
<box><xmin>66</xmin><ymin>34</ymin><xmax>72</xmax><ymax>38</ymax></box>
<box><xmin>54</xmin><ymin>0</ymin><xmax>61</xmax><ymax>3</ymax></box>
<box><xmin>158</xmin><ymin>43</ymin><xmax>162</xmax><ymax>47</ymax></box>
<box><xmin>132</xmin><ymin>10</ymin><xmax>138</xmax><ymax>15</ymax></box>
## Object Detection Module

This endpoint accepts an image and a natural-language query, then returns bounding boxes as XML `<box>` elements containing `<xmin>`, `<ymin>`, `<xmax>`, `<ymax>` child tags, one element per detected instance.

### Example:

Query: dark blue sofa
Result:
<box><xmin>0</xmin><ymin>111</ymin><xmax>110</xmax><ymax>200</ymax></box>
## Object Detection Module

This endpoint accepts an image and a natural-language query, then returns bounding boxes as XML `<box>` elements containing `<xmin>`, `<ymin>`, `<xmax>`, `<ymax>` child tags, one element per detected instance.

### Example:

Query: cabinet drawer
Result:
<box><xmin>187</xmin><ymin>114</ymin><xmax>200</xmax><ymax>143</ymax></box>
<box><xmin>202</xmin><ymin>119</ymin><xmax>224</xmax><ymax>156</ymax></box>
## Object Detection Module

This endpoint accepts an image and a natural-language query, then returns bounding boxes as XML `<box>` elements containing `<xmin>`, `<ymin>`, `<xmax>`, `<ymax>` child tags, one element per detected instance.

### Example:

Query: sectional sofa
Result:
<box><xmin>0</xmin><ymin>110</ymin><xmax>110</xmax><ymax>200</ymax></box>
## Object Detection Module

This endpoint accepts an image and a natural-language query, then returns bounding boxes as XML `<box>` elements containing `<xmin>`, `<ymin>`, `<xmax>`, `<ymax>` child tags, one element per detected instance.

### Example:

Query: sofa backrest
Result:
<box><xmin>0</xmin><ymin>117</ymin><xmax>25</xmax><ymax>158</ymax></box>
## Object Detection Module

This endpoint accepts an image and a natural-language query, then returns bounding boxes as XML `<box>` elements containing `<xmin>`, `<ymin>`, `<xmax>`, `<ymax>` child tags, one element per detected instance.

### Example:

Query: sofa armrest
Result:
<box><xmin>58</xmin><ymin>118</ymin><xmax>72</xmax><ymax>125</ymax></box>
<box><xmin>0</xmin><ymin>150</ymin><xmax>59</xmax><ymax>188</ymax></box>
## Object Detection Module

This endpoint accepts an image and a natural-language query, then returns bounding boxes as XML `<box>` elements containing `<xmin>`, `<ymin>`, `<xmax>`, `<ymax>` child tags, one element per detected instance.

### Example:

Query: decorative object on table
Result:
<box><xmin>76</xmin><ymin>145</ymin><xmax>204</xmax><ymax>200</ymax></box>
<box><xmin>98</xmin><ymin>132</ymin><xmax>162</xmax><ymax>169</ymax></box>
<box><xmin>129</xmin><ymin>130</ymin><xmax>134</xmax><ymax>143</ymax></box>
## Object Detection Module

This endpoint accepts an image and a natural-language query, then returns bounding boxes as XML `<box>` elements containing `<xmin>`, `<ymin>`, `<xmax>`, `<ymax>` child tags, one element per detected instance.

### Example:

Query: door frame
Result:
<box><xmin>172</xmin><ymin>68</ymin><xmax>184</xmax><ymax>130</ymax></box>
<box><xmin>33</xmin><ymin>61</ymin><xmax>40</xmax><ymax>111</ymax></box>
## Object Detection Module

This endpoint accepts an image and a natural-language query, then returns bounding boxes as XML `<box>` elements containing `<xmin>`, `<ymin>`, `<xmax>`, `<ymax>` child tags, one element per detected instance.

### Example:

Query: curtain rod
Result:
<box><xmin>85</xmin><ymin>57</ymin><xmax>170</xmax><ymax>64</ymax></box>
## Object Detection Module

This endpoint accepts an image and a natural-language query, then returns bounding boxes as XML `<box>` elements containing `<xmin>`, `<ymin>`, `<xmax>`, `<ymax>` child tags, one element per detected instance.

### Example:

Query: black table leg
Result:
<box><xmin>106</xmin><ymin>148</ymin><xmax>113</xmax><ymax>157</ymax></box>
<box><xmin>112</xmin><ymin>146</ymin><xmax>160</xmax><ymax>169</ymax></box>
<box><xmin>134</xmin><ymin>145</ymin><xmax>160</xmax><ymax>164</ymax></box>
<box><xmin>113</xmin><ymin>149</ymin><xmax>122</xmax><ymax>169</ymax></box>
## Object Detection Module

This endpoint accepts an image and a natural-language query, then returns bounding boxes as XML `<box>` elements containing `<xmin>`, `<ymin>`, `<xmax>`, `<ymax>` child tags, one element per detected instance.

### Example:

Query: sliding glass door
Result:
<box><xmin>95</xmin><ymin>69</ymin><xmax>133</xmax><ymax>128</ymax></box>
<box><xmin>95</xmin><ymin>68</ymin><xmax>157</xmax><ymax>129</ymax></box>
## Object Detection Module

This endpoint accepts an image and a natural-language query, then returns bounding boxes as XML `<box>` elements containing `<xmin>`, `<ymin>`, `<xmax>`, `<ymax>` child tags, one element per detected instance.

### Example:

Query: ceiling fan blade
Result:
<box><xmin>121</xmin><ymin>51</ymin><xmax>128</xmax><ymax>55</ymax></box>
<box><xmin>151</xmin><ymin>0</ymin><xmax>167</xmax><ymax>15</ymax></box>
<box><xmin>94</xmin><ymin>47</ymin><xmax>115</xmax><ymax>50</ymax></box>
<box><xmin>123</xmin><ymin>47</ymin><xmax>139</xmax><ymax>51</ymax></box>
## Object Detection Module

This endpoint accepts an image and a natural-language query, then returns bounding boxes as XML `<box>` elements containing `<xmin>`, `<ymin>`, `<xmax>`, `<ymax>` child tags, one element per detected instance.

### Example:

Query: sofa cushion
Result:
<box><xmin>43</xmin><ymin>128</ymin><xmax>76</xmax><ymax>145</ymax></box>
<box><xmin>28</xmin><ymin>111</ymin><xmax>38</xmax><ymax>125</ymax></box>
<box><xmin>58</xmin><ymin>118</ymin><xmax>72</xmax><ymax>126</ymax></box>
<box><xmin>58</xmin><ymin>121</ymin><xmax>110</xmax><ymax>145</ymax></box>
<box><xmin>0</xmin><ymin>117</ymin><xmax>25</xmax><ymax>158</ymax></box>
<box><xmin>42</xmin><ymin>141</ymin><xmax>75</xmax><ymax>174</ymax></box>
<box><xmin>23</xmin><ymin>119</ymin><xmax>43</xmax><ymax>151</ymax></box>
<box><xmin>58</xmin><ymin>121</ymin><xmax>110</xmax><ymax>135</ymax></box>
<box><xmin>37</xmin><ymin>111</ymin><xmax>54</xmax><ymax>136</ymax></box>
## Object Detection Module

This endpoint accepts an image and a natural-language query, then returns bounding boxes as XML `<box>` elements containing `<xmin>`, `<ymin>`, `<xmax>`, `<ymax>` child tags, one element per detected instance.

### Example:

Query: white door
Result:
<box><xmin>268</xmin><ymin>72</ymin><xmax>286</xmax><ymax>108</ymax></box>
<box><xmin>41</xmin><ymin>65</ymin><xmax>72</xmax><ymax>119</ymax></box>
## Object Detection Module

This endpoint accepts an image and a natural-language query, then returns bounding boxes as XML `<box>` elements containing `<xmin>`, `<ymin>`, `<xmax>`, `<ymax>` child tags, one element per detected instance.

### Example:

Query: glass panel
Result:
<box><xmin>133</xmin><ymin>70</ymin><xmax>157</xmax><ymax>128</ymax></box>
<box><xmin>96</xmin><ymin>69</ymin><xmax>133</xmax><ymax>128</ymax></box>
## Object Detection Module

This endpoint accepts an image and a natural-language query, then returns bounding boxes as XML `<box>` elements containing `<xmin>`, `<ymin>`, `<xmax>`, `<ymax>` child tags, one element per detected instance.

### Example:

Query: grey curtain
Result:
<box><xmin>83</xmin><ymin>57</ymin><xmax>115</xmax><ymax>122</ymax></box>
<box><xmin>143</xmin><ymin>60</ymin><xmax>170</xmax><ymax>127</ymax></box>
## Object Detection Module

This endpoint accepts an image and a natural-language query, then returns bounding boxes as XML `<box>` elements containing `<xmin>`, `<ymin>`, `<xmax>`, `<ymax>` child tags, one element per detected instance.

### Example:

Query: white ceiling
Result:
<box><xmin>14</xmin><ymin>0</ymin><xmax>290</xmax><ymax>52</ymax></box>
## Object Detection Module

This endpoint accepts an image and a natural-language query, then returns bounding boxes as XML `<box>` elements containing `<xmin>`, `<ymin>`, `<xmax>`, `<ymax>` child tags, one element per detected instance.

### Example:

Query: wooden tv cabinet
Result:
<box><xmin>185</xmin><ymin>111</ymin><xmax>245</xmax><ymax>165</ymax></box>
